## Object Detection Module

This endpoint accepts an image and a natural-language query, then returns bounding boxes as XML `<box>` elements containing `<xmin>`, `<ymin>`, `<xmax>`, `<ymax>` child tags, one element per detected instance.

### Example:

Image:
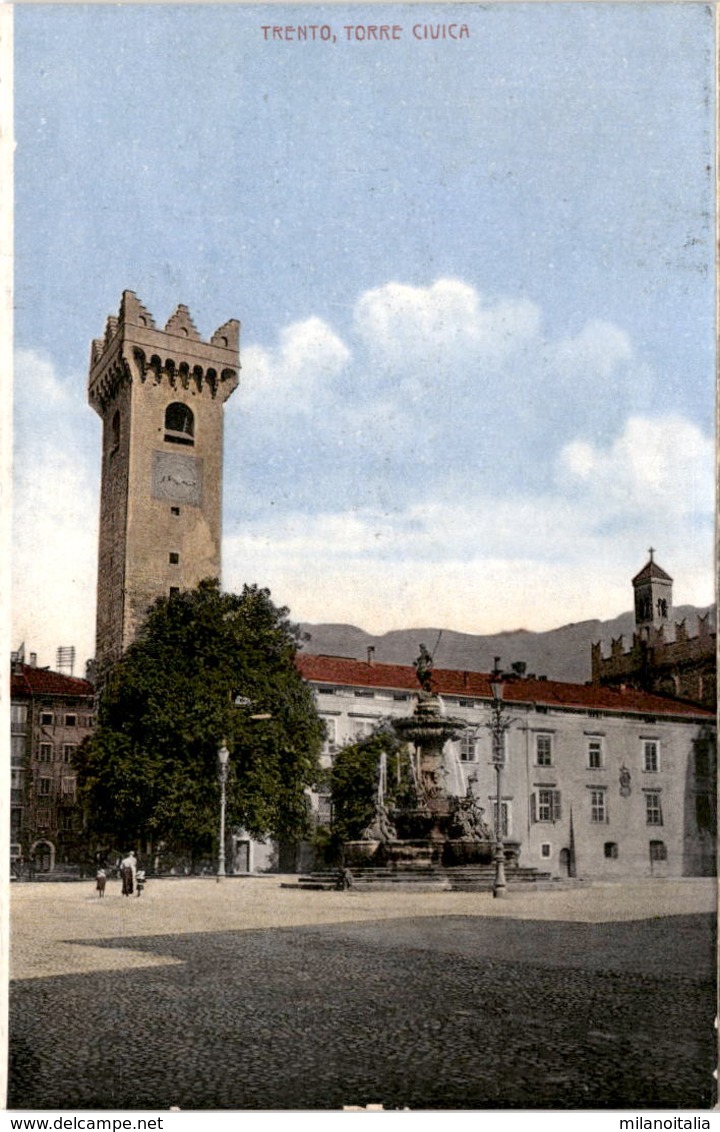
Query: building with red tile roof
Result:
<box><xmin>298</xmin><ymin>651</ymin><xmax>715</xmax><ymax>879</ymax></box>
<box><xmin>10</xmin><ymin>657</ymin><xmax>95</xmax><ymax>874</ymax></box>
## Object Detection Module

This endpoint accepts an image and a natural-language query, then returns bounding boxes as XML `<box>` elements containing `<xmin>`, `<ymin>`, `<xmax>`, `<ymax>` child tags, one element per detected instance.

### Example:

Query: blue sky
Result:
<box><xmin>12</xmin><ymin>3</ymin><xmax>716</xmax><ymax>669</ymax></box>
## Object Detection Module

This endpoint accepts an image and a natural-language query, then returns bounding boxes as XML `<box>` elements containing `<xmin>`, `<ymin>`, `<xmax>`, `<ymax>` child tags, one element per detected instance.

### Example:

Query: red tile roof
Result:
<box><xmin>296</xmin><ymin>653</ymin><xmax>713</xmax><ymax>720</ymax></box>
<box><xmin>11</xmin><ymin>664</ymin><xmax>94</xmax><ymax>700</ymax></box>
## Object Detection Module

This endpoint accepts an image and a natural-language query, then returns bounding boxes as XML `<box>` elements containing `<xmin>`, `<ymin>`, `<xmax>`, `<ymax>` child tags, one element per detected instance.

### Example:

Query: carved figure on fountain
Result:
<box><xmin>361</xmin><ymin>801</ymin><xmax>398</xmax><ymax>844</ymax></box>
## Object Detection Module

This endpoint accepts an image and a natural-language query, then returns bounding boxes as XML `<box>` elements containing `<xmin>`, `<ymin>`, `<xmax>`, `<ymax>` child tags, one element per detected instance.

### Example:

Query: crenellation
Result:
<box><xmin>649</xmin><ymin>624</ymin><xmax>666</xmax><ymax>648</ymax></box>
<box><xmin>211</xmin><ymin>318</ymin><xmax>240</xmax><ymax>352</ymax></box>
<box><xmin>104</xmin><ymin>316</ymin><xmax>119</xmax><ymax>348</ymax></box>
<box><xmin>120</xmin><ymin>289</ymin><xmax>157</xmax><ymax>329</ymax></box>
<box><xmin>611</xmin><ymin>636</ymin><xmax>625</xmax><ymax>660</ymax></box>
<box><xmin>164</xmin><ymin>303</ymin><xmax>202</xmax><ymax>341</ymax></box>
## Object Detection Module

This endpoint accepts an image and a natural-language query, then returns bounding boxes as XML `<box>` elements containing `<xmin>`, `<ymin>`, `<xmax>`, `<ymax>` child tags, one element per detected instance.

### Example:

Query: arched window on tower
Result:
<box><xmin>164</xmin><ymin>402</ymin><xmax>195</xmax><ymax>446</ymax></box>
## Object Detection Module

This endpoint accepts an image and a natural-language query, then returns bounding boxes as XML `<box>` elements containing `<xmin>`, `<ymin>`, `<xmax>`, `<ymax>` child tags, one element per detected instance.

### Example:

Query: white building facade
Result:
<box><xmin>297</xmin><ymin>654</ymin><xmax>716</xmax><ymax>879</ymax></box>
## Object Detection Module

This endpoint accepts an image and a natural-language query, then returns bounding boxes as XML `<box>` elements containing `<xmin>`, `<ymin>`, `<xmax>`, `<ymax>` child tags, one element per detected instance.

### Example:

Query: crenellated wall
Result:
<box><xmin>591</xmin><ymin>614</ymin><xmax>716</xmax><ymax>708</ymax></box>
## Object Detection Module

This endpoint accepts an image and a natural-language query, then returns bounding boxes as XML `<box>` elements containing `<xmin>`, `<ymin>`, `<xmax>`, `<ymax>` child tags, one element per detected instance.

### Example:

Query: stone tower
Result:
<box><xmin>632</xmin><ymin>549</ymin><xmax>673</xmax><ymax>639</ymax></box>
<box><xmin>88</xmin><ymin>291</ymin><xmax>240</xmax><ymax>680</ymax></box>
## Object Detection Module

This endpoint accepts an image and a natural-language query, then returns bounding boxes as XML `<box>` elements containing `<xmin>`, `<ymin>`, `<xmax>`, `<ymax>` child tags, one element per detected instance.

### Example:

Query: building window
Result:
<box><xmin>321</xmin><ymin>718</ymin><xmax>337</xmax><ymax>755</ymax></box>
<box><xmin>169</xmin><ymin>552</ymin><xmax>180</xmax><ymax>565</ymax></box>
<box><xmin>11</xmin><ymin>704</ymin><xmax>27</xmax><ymax>731</ymax></box>
<box><xmin>535</xmin><ymin>734</ymin><xmax>553</xmax><ymax>766</ymax></box>
<box><xmin>604</xmin><ymin>842</ymin><xmax>619</xmax><ymax>859</ymax></box>
<box><xmin>649</xmin><ymin>839</ymin><xmax>667</xmax><ymax>862</ymax></box>
<box><xmin>61</xmin><ymin>777</ymin><xmax>76</xmax><ymax>797</ymax></box>
<box><xmin>590</xmin><ymin>789</ymin><xmax>607</xmax><ymax>824</ymax></box>
<box><xmin>38</xmin><ymin>743</ymin><xmax>52</xmax><ymax>763</ymax></box>
<box><xmin>63</xmin><ymin>745</ymin><xmax>76</xmax><ymax>764</ymax></box>
<box><xmin>354</xmin><ymin>690</ymin><xmax>374</xmax><ymax>699</ymax></box>
<box><xmin>61</xmin><ymin>812</ymin><xmax>76</xmax><ymax>832</ymax></box>
<box><xmin>532</xmin><ymin>789</ymin><xmax>561</xmax><ymax>823</ymax></box>
<box><xmin>38</xmin><ymin>778</ymin><xmax>52</xmax><ymax>797</ymax></box>
<box><xmin>164</xmin><ymin>402</ymin><xmax>195</xmax><ymax>446</ymax></box>
<box><xmin>65</xmin><ymin>714</ymin><xmax>77</xmax><ymax>727</ymax></box>
<box><xmin>11</xmin><ymin>735</ymin><xmax>25</xmax><ymax>765</ymax></box>
<box><xmin>316</xmin><ymin>794</ymin><xmax>332</xmax><ymax>824</ymax></box>
<box><xmin>587</xmin><ymin>739</ymin><xmax>603</xmax><ymax>769</ymax></box>
<box><xmin>393</xmin><ymin>693</ymin><xmax>409</xmax><ymax>702</ymax></box>
<box><xmin>40</xmin><ymin>712</ymin><xmax>53</xmax><ymax>726</ymax></box>
<box><xmin>460</xmin><ymin>733</ymin><xmax>477</xmax><ymax>762</ymax></box>
<box><xmin>540</xmin><ymin>843</ymin><xmax>551</xmax><ymax>859</ymax></box>
<box><xmin>171</xmin><ymin>507</ymin><xmax>180</xmax><ymax>516</ymax></box>
<box><xmin>352</xmin><ymin>720</ymin><xmax>375</xmax><ymax>740</ymax></box>
<box><xmin>645</xmin><ymin>791</ymin><xmax>663</xmax><ymax>826</ymax></box>
<box><xmin>643</xmin><ymin>740</ymin><xmax>660</xmax><ymax>773</ymax></box>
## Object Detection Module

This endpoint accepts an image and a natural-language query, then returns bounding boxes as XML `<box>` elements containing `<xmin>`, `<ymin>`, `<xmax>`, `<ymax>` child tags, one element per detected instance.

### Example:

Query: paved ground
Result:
<box><xmin>7</xmin><ymin>877</ymin><xmax>718</xmax><ymax>1111</ymax></box>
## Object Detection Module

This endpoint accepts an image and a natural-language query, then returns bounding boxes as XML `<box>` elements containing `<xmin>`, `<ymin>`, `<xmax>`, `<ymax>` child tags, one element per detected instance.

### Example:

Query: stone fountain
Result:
<box><xmin>343</xmin><ymin>645</ymin><xmax>505</xmax><ymax>870</ymax></box>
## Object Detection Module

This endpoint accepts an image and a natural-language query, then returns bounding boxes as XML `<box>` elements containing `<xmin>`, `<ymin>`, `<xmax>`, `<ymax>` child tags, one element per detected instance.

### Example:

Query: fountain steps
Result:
<box><xmin>288</xmin><ymin>865</ymin><xmax>553</xmax><ymax>892</ymax></box>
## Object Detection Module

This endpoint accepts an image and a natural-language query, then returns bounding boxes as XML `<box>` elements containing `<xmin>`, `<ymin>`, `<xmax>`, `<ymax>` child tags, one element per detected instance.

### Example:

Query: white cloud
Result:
<box><xmin>12</xmin><ymin>350</ymin><xmax>99</xmax><ymax>669</ymax></box>
<box><xmin>238</xmin><ymin>317</ymin><xmax>350</xmax><ymax>413</ymax></box>
<box><xmin>549</xmin><ymin>319</ymin><xmax>634</xmax><ymax>381</ymax></box>
<box><xmin>558</xmin><ymin>414</ymin><xmax>715</xmax><ymax>516</ymax></box>
<box><xmin>353</xmin><ymin>278</ymin><xmax>541</xmax><ymax>372</ymax></box>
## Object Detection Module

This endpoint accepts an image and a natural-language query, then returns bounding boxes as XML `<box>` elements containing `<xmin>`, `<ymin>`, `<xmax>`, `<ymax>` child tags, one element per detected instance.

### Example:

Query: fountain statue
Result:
<box><xmin>343</xmin><ymin>646</ymin><xmax>515</xmax><ymax>870</ymax></box>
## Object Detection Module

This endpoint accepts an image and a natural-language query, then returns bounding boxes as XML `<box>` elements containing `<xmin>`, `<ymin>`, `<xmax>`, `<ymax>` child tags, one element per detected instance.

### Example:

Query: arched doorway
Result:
<box><xmin>31</xmin><ymin>839</ymin><xmax>55</xmax><ymax>873</ymax></box>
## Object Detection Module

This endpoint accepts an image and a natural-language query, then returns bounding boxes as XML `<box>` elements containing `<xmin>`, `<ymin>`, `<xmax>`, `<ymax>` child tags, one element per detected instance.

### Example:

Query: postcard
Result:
<box><xmin>4</xmin><ymin>0</ymin><xmax>717</xmax><ymax>1117</ymax></box>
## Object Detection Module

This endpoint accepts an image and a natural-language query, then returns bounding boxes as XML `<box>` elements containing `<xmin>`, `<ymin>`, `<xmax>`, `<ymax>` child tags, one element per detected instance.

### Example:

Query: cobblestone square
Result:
<box><xmin>8</xmin><ymin>878</ymin><xmax>717</xmax><ymax>1111</ymax></box>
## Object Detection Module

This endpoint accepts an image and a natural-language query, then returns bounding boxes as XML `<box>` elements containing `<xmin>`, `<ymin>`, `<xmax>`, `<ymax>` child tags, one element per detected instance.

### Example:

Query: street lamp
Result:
<box><xmin>488</xmin><ymin>679</ymin><xmax>513</xmax><ymax>899</ymax></box>
<box><xmin>217</xmin><ymin>742</ymin><xmax>230</xmax><ymax>882</ymax></box>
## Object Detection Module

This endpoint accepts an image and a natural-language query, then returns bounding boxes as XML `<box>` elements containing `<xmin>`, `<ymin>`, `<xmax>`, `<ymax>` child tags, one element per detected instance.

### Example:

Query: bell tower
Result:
<box><xmin>632</xmin><ymin>548</ymin><xmax>673</xmax><ymax>640</ymax></box>
<box><xmin>88</xmin><ymin>291</ymin><xmax>240</xmax><ymax>681</ymax></box>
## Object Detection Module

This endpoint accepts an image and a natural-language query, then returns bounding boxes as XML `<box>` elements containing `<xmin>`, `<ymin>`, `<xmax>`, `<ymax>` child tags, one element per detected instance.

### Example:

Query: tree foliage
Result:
<box><xmin>330</xmin><ymin>723</ymin><xmax>414</xmax><ymax>845</ymax></box>
<box><xmin>75</xmin><ymin>580</ymin><xmax>323</xmax><ymax>856</ymax></box>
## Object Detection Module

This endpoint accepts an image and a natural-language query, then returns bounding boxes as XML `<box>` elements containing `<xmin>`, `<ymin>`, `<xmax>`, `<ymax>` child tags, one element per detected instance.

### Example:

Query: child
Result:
<box><xmin>95</xmin><ymin>868</ymin><xmax>107</xmax><ymax>897</ymax></box>
<box><xmin>136</xmin><ymin>869</ymin><xmax>146</xmax><ymax>897</ymax></box>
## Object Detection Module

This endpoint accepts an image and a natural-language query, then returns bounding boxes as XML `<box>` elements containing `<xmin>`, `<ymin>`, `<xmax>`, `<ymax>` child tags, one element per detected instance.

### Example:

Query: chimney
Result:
<box><xmin>463</xmin><ymin>671</ymin><xmax>469</xmax><ymax>688</ymax></box>
<box><xmin>29</xmin><ymin>653</ymin><xmax>37</xmax><ymax>668</ymax></box>
<box><xmin>367</xmin><ymin>646</ymin><xmax>375</xmax><ymax>666</ymax></box>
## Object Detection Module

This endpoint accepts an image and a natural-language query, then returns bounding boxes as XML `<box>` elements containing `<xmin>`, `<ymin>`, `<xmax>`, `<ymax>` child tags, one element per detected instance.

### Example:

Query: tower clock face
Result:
<box><xmin>152</xmin><ymin>451</ymin><xmax>203</xmax><ymax>505</ymax></box>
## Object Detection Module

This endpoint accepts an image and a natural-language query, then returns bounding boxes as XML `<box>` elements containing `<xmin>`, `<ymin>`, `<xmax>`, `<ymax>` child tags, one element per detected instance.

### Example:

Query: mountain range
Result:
<box><xmin>299</xmin><ymin>605</ymin><xmax>715</xmax><ymax>685</ymax></box>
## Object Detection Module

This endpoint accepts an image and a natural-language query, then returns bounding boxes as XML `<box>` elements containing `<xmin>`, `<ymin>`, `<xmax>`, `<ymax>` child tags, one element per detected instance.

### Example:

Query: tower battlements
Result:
<box><xmin>592</xmin><ymin>612</ymin><xmax>715</xmax><ymax>668</ymax></box>
<box><xmin>88</xmin><ymin>290</ymin><xmax>240</xmax><ymax>415</ymax></box>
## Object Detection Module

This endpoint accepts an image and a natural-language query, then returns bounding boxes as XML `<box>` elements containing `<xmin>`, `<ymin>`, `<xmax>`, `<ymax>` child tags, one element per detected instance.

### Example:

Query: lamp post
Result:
<box><xmin>488</xmin><ymin>679</ymin><xmax>513</xmax><ymax>899</ymax></box>
<box><xmin>217</xmin><ymin>742</ymin><xmax>230</xmax><ymax>882</ymax></box>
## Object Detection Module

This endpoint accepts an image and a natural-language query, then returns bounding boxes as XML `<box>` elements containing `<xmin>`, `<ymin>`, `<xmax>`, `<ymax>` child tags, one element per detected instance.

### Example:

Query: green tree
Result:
<box><xmin>330</xmin><ymin>724</ymin><xmax>413</xmax><ymax>845</ymax></box>
<box><xmin>75</xmin><ymin>579</ymin><xmax>323</xmax><ymax>858</ymax></box>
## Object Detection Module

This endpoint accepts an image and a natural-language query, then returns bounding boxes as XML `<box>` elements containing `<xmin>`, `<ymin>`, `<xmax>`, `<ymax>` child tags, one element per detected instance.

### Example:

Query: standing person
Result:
<box><xmin>120</xmin><ymin>850</ymin><xmax>137</xmax><ymax>897</ymax></box>
<box><xmin>95</xmin><ymin>868</ymin><xmax>107</xmax><ymax>897</ymax></box>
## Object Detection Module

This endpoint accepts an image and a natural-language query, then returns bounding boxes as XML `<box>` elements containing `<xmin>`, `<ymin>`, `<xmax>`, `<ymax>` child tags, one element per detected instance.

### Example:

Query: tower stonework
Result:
<box><xmin>88</xmin><ymin>291</ymin><xmax>239</xmax><ymax>679</ymax></box>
